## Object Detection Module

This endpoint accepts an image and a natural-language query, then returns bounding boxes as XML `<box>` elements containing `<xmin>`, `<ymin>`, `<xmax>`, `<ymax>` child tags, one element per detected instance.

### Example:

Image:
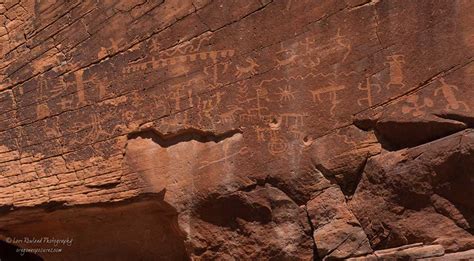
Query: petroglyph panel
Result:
<box><xmin>1</xmin><ymin>0</ymin><xmax>474</xmax><ymax>259</ymax></box>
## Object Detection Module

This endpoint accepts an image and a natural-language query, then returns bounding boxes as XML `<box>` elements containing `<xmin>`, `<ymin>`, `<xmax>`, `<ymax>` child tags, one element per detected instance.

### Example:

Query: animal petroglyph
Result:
<box><xmin>275</xmin><ymin>52</ymin><xmax>299</xmax><ymax>69</ymax></box>
<box><xmin>402</xmin><ymin>95</ymin><xmax>434</xmax><ymax>117</ymax></box>
<box><xmin>385</xmin><ymin>55</ymin><xmax>405</xmax><ymax>89</ymax></box>
<box><xmin>357</xmin><ymin>77</ymin><xmax>381</xmax><ymax>107</ymax></box>
<box><xmin>219</xmin><ymin>105</ymin><xmax>244</xmax><ymax>124</ymax></box>
<box><xmin>235</xmin><ymin>57</ymin><xmax>259</xmax><ymax>77</ymax></box>
<box><xmin>310</xmin><ymin>82</ymin><xmax>346</xmax><ymax>116</ymax></box>
<box><xmin>435</xmin><ymin>78</ymin><xmax>470</xmax><ymax>111</ymax></box>
<box><xmin>161</xmin><ymin>33</ymin><xmax>212</xmax><ymax>56</ymax></box>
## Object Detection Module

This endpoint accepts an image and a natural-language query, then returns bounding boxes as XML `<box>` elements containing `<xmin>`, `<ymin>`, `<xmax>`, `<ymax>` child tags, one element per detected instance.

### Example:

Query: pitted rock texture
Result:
<box><xmin>0</xmin><ymin>0</ymin><xmax>473</xmax><ymax>260</ymax></box>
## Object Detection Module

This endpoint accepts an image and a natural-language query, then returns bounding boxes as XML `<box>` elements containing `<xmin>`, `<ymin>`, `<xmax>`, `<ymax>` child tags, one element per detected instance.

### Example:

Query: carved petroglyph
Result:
<box><xmin>385</xmin><ymin>55</ymin><xmax>405</xmax><ymax>89</ymax></box>
<box><xmin>267</xmin><ymin>130</ymin><xmax>288</xmax><ymax>155</ymax></box>
<box><xmin>435</xmin><ymin>78</ymin><xmax>470</xmax><ymax>111</ymax></box>
<box><xmin>35</xmin><ymin>78</ymin><xmax>52</xmax><ymax>119</ymax></box>
<box><xmin>122</xmin><ymin>50</ymin><xmax>235</xmax><ymax>74</ymax></box>
<box><xmin>289</xmin><ymin>126</ymin><xmax>306</xmax><ymax>140</ymax></box>
<box><xmin>60</xmin><ymin>70</ymin><xmax>107</xmax><ymax>109</ymax></box>
<box><xmin>219</xmin><ymin>105</ymin><xmax>244</xmax><ymax>124</ymax></box>
<box><xmin>334</xmin><ymin>29</ymin><xmax>352</xmax><ymax>62</ymax></box>
<box><xmin>253</xmin><ymin>126</ymin><xmax>288</xmax><ymax>154</ymax></box>
<box><xmin>310</xmin><ymin>82</ymin><xmax>346</xmax><ymax>116</ymax></box>
<box><xmin>161</xmin><ymin>33</ymin><xmax>212</xmax><ymax>56</ymax></box>
<box><xmin>235</xmin><ymin>57</ymin><xmax>259</xmax><ymax>78</ymax></box>
<box><xmin>254</xmin><ymin>126</ymin><xmax>269</xmax><ymax>142</ymax></box>
<box><xmin>197</xmin><ymin>92</ymin><xmax>224</xmax><ymax>128</ymax></box>
<box><xmin>204</xmin><ymin>59</ymin><xmax>233</xmax><ymax>87</ymax></box>
<box><xmin>275</xmin><ymin>52</ymin><xmax>299</xmax><ymax>69</ymax></box>
<box><xmin>357</xmin><ymin>77</ymin><xmax>381</xmax><ymax>107</ymax></box>
<box><xmin>402</xmin><ymin>95</ymin><xmax>434</xmax><ymax>117</ymax></box>
<box><xmin>36</xmin><ymin>103</ymin><xmax>51</xmax><ymax>119</ymax></box>
<box><xmin>75</xmin><ymin>70</ymin><xmax>87</xmax><ymax>106</ymax></box>
<box><xmin>276</xmin><ymin>85</ymin><xmax>298</xmax><ymax>103</ymax></box>
<box><xmin>36</xmin><ymin>77</ymin><xmax>64</xmax><ymax>101</ymax></box>
<box><xmin>149</xmin><ymin>38</ymin><xmax>162</xmax><ymax>53</ymax></box>
<box><xmin>98</xmin><ymin>38</ymin><xmax>124</xmax><ymax>59</ymax></box>
<box><xmin>278</xmin><ymin>113</ymin><xmax>309</xmax><ymax>128</ymax></box>
<box><xmin>274</xmin><ymin>40</ymin><xmax>321</xmax><ymax>70</ymax></box>
<box><xmin>70</xmin><ymin>113</ymin><xmax>110</xmax><ymax>146</ymax></box>
<box><xmin>278</xmin><ymin>112</ymin><xmax>308</xmax><ymax>140</ymax></box>
<box><xmin>239</xmin><ymin>87</ymin><xmax>272</xmax><ymax>122</ymax></box>
<box><xmin>167</xmin><ymin>86</ymin><xmax>188</xmax><ymax>111</ymax></box>
<box><xmin>198</xmin><ymin>145</ymin><xmax>249</xmax><ymax>170</ymax></box>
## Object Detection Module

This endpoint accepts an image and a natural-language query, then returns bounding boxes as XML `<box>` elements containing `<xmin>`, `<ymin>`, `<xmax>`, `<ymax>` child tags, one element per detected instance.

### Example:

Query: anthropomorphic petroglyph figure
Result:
<box><xmin>334</xmin><ymin>29</ymin><xmax>352</xmax><ymax>62</ymax></box>
<box><xmin>197</xmin><ymin>92</ymin><xmax>224</xmax><ymax>128</ymax></box>
<box><xmin>402</xmin><ymin>95</ymin><xmax>434</xmax><ymax>117</ymax></box>
<box><xmin>357</xmin><ymin>77</ymin><xmax>381</xmax><ymax>107</ymax></box>
<box><xmin>235</xmin><ymin>57</ymin><xmax>259</xmax><ymax>77</ymax></box>
<box><xmin>239</xmin><ymin>87</ymin><xmax>271</xmax><ymax>121</ymax></box>
<box><xmin>254</xmin><ymin>126</ymin><xmax>268</xmax><ymax>142</ymax></box>
<box><xmin>167</xmin><ymin>86</ymin><xmax>186</xmax><ymax>111</ymax></box>
<box><xmin>385</xmin><ymin>55</ymin><xmax>406</xmax><ymax>89</ymax></box>
<box><xmin>310</xmin><ymin>82</ymin><xmax>346</xmax><ymax>116</ymax></box>
<box><xmin>435</xmin><ymin>78</ymin><xmax>470</xmax><ymax>111</ymax></box>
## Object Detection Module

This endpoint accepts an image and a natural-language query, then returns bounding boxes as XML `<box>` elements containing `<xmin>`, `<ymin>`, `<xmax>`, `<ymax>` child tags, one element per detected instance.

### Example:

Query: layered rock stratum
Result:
<box><xmin>0</xmin><ymin>0</ymin><xmax>473</xmax><ymax>260</ymax></box>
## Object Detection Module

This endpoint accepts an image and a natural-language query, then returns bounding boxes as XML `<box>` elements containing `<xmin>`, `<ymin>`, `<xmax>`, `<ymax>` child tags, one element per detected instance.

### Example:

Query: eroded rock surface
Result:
<box><xmin>0</xmin><ymin>0</ymin><xmax>473</xmax><ymax>260</ymax></box>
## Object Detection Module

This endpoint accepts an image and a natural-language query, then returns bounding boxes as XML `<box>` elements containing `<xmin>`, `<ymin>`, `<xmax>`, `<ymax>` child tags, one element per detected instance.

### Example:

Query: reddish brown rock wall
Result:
<box><xmin>0</xmin><ymin>0</ymin><xmax>473</xmax><ymax>260</ymax></box>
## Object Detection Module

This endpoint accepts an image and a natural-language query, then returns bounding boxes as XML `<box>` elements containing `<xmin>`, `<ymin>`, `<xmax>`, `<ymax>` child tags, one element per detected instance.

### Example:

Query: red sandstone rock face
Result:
<box><xmin>0</xmin><ymin>0</ymin><xmax>473</xmax><ymax>260</ymax></box>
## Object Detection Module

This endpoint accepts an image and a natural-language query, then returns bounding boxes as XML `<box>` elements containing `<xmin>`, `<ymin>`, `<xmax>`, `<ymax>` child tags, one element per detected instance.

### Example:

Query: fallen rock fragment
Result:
<box><xmin>307</xmin><ymin>186</ymin><xmax>372</xmax><ymax>260</ymax></box>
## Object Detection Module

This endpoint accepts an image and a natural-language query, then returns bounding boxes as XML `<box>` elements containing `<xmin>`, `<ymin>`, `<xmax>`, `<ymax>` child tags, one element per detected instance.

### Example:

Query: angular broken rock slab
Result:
<box><xmin>310</xmin><ymin>125</ymin><xmax>381</xmax><ymax>195</ymax></box>
<box><xmin>307</xmin><ymin>186</ymin><xmax>372</xmax><ymax>260</ymax></box>
<box><xmin>349</xmin><ymin>129</ymin><xmax>474</xmax><ymax>252</ymax></box>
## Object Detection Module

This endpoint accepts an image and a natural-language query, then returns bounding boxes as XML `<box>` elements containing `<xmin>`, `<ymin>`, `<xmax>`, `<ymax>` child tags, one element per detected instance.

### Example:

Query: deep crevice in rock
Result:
<box><xmin>303</xmin><ymin>206</ymin><xmax>321</xmax><ymax>261</ymax></box>
<box><xmin>127</xmin><ymin>127</ymin><xmax>243</xmax><ymax>147</ymax></box>
<box><xmin>353</xmin><ymin>115</ymin><xmax>473</xmax><ymax>151</ymax></box>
